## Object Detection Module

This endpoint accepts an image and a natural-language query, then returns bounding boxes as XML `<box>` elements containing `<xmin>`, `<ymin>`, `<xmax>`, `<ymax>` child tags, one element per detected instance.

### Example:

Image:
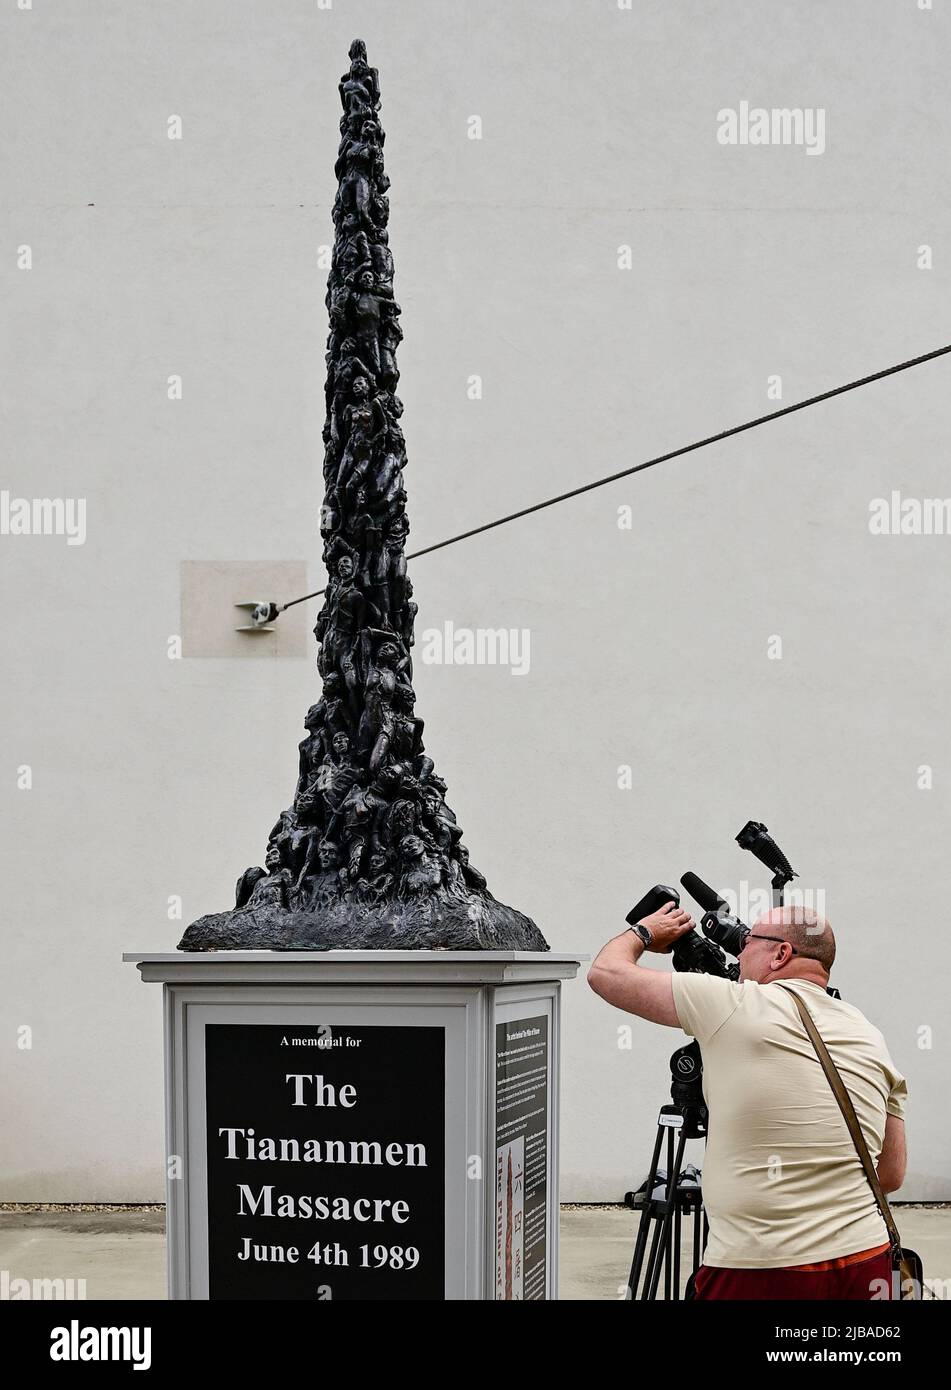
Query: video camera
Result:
<box><xmin>625</xmin><ymin>820</ymin><xmax>798</xmax><ymax>979</ymax></box>
<box><xmin>626</xmin><ymin>883</ymin><xmax>740</xmax><ymax>979</ymax></box>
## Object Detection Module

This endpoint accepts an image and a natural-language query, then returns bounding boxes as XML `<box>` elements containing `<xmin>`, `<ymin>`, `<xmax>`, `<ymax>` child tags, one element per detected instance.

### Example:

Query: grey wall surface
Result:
<box><xmin>2</xmin><ymin>0</ymin><xmax>949</xmax><ymax>1202</ymax></box>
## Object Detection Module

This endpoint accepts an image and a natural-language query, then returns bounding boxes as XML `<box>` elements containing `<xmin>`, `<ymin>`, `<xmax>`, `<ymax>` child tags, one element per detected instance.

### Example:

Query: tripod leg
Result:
<box><xmin>691</xmin><ymin>1203</ymin><xmax>709</xmax><ymax>1290</ymax></box>
<box><xmin>626</xmin><ymin>1126</ymin><xmax>665</xmax><ymax>1299</ymax></box>
<box><xmin>663</xmin><ymin>1128</ymin><xmax>673</xmax><ymax>1300</ymax></box>
<box><xmin>640</xmin><ymin>1220</ymin><xmax>666</xmax><ymax>1302</ymax></box>
<box><xmin>646</xmin><ymin>1130</ymin><xmax>689</xmax><ymax>1301</ymax></box>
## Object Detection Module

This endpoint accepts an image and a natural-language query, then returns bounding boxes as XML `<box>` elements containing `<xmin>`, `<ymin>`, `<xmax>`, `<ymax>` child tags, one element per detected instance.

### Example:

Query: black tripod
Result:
<box><xmin>625</xmin><ymin>1041</ymin><xmax>709</xmax><ymax>1300</ymax></box>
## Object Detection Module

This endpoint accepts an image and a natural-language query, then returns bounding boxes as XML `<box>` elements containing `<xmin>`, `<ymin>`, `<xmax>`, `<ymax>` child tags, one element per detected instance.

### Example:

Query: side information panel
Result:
<box><xmin>494</xmin><ymin>1008</ymin><xmax>551</xmax><ymax>1300</ymax></box>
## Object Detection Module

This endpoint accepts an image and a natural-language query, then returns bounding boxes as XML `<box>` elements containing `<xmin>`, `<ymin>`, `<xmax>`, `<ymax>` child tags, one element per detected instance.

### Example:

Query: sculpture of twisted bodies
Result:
<box><xmin>178</xmin><ymin>40</ymin><xmax>546</xmax><ymax>953</ymax></box>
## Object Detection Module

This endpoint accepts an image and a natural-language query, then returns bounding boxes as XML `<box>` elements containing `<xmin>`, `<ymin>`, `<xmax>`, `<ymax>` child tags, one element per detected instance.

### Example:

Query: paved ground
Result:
<box><xmin>0</xmin><ymin>1209</ymin><xmax>166</xmax><ymax>1301</ymax></box>
<box><xmin>1</xmin><ymin>1206</ymin><xmax>948</xmax><ymax>1299</ymax></box>
<box><xmin>560</xmin><ymin>1205</ymin><xmax>951</xmax><ymax>1299</ymax></box>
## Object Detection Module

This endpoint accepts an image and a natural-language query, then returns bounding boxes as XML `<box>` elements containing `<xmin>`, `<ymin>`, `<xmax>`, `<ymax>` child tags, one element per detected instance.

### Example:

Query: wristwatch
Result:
<box><xmin>629</xmin><ymin>922</ymin><xmax>653</xmax><ymax>947</ymax></box>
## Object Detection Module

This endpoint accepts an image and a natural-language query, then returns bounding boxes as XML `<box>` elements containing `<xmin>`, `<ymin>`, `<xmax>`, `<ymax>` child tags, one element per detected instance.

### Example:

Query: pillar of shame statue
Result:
<box><xmin>179</xmin><ymin>41</ymin><xmax>548</xmax><ymax>952</ymax></box>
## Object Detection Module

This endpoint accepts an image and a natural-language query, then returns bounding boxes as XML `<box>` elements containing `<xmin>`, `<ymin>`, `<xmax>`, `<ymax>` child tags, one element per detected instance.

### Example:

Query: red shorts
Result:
<box><xmin>692</xmin><ymin>1246</ymin><xmax>892</xmax><ymax>1300</ymax></box>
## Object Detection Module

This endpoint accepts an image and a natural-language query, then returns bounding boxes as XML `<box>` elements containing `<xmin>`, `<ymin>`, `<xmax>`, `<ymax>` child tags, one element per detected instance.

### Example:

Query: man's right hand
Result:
<box><xmin>636</xmin><ymin>901</ymin><xmax>696</xmax><ymax>953</ymax></box>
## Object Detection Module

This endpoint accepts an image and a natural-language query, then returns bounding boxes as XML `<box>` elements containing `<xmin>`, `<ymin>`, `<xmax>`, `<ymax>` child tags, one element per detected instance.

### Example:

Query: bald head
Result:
<box><xmin>757</xmin><ymin>906</ymin><xmax>835</xmax><ymax>974</ymax></box>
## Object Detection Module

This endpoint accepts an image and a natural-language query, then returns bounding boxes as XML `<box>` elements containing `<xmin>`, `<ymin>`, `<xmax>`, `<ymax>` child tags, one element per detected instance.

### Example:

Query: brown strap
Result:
<box><xmin>777</xmin><ymin>985</ymin><xmax>902</xmax><ymax>1253</ymax></box>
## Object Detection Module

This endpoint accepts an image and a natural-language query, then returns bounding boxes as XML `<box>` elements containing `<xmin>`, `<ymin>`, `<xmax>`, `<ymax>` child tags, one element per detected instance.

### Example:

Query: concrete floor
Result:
<box><xmin>1</xmin><ymin>1206</ymin><xmax>948</xmax><ymax>1299</ymax></box>
<box><xmin>560</xmin><ymin>1205</ymin><xmax>951</xmax><ymax>1298</ymax></box>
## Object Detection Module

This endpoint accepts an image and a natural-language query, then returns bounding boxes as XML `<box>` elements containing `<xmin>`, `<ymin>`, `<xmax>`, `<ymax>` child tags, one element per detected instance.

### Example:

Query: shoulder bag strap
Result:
<box><xmin>776</xmin><ymin>984</ymin><xmax>902</xmax><ymax>1253</ymax></box>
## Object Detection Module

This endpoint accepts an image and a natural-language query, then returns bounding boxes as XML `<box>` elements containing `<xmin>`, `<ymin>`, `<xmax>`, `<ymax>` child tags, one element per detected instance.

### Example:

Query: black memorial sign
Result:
<box><xmin>494</xmin><ymin>1015</ymin><xmax>549</xmax><ymax>1300</ymax></box>
<box><xmin>205</xmin><ymin>1023</ymin><xmax>445</xmax><ymax>1300</ymax></box>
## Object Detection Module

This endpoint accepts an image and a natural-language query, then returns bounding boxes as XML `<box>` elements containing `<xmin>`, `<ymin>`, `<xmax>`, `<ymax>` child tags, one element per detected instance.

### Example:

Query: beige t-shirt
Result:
<box><xmin>670</xmin><ymin>973</ymin><xmax>907</xmax><ymax>1269</ymax></box>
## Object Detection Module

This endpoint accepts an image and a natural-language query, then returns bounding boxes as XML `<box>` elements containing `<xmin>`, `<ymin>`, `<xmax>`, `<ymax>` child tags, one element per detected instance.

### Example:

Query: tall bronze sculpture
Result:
<box><xmin>180</xmin><ymin>40</ymin><xmax>547</xmax><ymax>953</ymax></box>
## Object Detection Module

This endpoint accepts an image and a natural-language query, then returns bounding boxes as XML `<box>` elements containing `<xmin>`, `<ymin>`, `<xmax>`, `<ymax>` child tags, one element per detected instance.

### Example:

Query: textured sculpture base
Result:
<box><xmin>178</xmin><ymin>882</ymin><xmax>547</xmax><ymax>952</ymax></box>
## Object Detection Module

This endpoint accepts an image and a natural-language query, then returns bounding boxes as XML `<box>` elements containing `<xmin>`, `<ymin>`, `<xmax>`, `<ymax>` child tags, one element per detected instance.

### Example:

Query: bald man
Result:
<box><xmin>588</xmin><ymin>903</ymin><xmax>908</xmax><ymax>1300</ymax></box>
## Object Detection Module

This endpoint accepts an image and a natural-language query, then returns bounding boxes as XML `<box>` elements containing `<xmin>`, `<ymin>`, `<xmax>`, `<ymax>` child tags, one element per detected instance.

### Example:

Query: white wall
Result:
<box><xmin>2</xmin><ymin>0</ymin><xmax>949</xmax><ymax>1201</ymax></box>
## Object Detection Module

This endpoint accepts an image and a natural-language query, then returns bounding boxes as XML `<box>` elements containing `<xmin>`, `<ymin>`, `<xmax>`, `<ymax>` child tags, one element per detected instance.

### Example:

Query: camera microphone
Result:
<box><xmin>680</xmin><ymin>872</ymin><xmax>728</xmax><ymax>917</ymax></box>
<box><xmin>680</xmin><ymin>872</ymin><xmax>750</xmax><ymax>958</ymax></box>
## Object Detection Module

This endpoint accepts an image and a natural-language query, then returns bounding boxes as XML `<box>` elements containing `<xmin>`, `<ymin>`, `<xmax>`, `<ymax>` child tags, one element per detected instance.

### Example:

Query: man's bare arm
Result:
<box><xmin>877</xmin><ymin>1114</ymin><xmax>906</xmax><ymax>1194</ymax></box>
<box><xmin>587</xmin><ymin>904</ymin><xmax>695</xmax><ymax>1026</ymax></box>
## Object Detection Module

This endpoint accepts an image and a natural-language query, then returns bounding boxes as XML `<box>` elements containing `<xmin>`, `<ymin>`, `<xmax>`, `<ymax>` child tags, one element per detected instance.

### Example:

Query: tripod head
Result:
<box><xmin>667</xmin><ymin>1040</ymin><xmax>708</xmax><ymax>1138</ymax></box>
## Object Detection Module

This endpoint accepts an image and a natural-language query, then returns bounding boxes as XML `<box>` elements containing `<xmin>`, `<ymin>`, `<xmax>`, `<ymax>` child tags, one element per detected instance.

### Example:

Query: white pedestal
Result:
<box><xmin>125</xmin><ymin>950</ymin><xmax>583</xmax><ymax>1301</ymax></box>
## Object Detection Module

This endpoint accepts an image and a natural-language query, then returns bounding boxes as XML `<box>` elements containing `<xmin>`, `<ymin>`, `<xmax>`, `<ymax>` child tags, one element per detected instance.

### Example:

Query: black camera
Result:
<box><xmin>626</xmin><ymin>821</ymin><xmax>802</xmax><ymax>983</ymax></box>
<box><xmin>626</xmin><ymin>884</ymin><xmax>739</xmax><ymax>981</ymax></box>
